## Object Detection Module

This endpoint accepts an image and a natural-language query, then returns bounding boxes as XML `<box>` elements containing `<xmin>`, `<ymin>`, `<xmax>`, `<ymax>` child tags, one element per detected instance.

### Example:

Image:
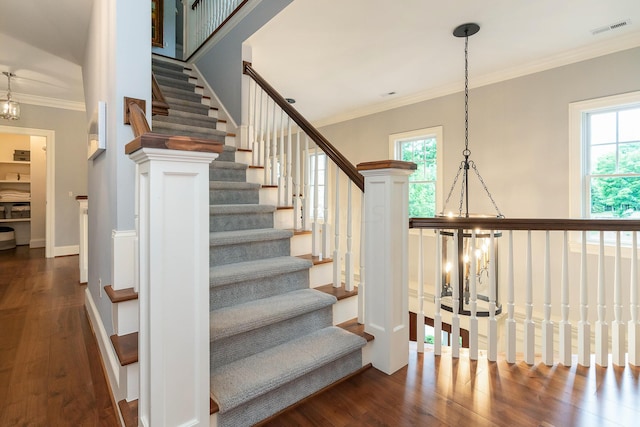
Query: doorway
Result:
<box><xmin>0</xmin><ymin>125</ymin><xmax>55</xmax><ymax>258</ymax></box>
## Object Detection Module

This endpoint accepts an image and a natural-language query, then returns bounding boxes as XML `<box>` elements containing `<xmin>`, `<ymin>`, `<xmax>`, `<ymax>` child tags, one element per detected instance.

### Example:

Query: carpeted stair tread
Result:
<box><xmin>210</xmin><ymin>326</ymin><xmax>366</xmax><ymax>413</ymax></box>
<box><xmin>210</xmin><ymin>288</ymin><xmax>335</xmax><ymax>341</ymax></box>
<box><xmin>210</xmin><ymin>256</ymin><xmax>312</xmax><ymax>288</ymax></box>
<box><xmin>163</xmin><ymin>95</ymin><xmax>209</xmax><ymax>109</ymax></box>
<box><xmin>155</xmin><ymin>75</ymin><xmax>196</xmax><ymax>91</ymax></box>
<box><xmin>154</xmin><ymin>112</ymin><xmax>218</xmax><ymax>129</ymax></box>
<box><xmin>210</xmin><ymin>160</ymin><xmax>247</xmax><ymax>171</ymax></box>
<box><xmin>152</xmin><ymin>66</ymin><xmax>190</xmax><ymax>81</ymax></box>
<box><xmin>210</xmin><ymin>228</ymin><xmax>293</xmax><ymax>246</ymax></box>
<box><xmin>152</xmin><ymin>58</ymin><xmax>186</xmax><ymax>72</ymax></box>
<box><xmin>210</xmin><ymin>204</ymin><xmax>274</xmax><ymax>215</ymax></box>
<box><xmin>210</xmin><ymin>181</ymin><xmax>260</xmax><ymax>191</ymax></box>
<box><xmin>153</xmin><ymin>122</ymin><xmax>227</xmax><ymax>140</ymax></box>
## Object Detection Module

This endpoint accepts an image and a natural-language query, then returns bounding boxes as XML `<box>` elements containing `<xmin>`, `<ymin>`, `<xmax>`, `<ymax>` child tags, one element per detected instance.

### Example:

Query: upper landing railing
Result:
<box><xmin>410</xmin><ymin>216</ymin><xmax>640</xmax><ymax>368</ymax></box>
<box><xmin>185</xmin><ymin>0</ymin><xmax>248</xmax><ymax>58</ymax></box>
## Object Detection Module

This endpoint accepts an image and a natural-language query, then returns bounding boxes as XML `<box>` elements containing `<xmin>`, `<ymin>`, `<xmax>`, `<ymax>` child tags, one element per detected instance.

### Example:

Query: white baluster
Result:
<box><xmin>358</xmin><ymin>192</ymin><xmax>365</xmax><ymax>324</ymax></box>
<box><xmin>264</xmin><ymin>98</ymin><xmax>271</xmax><ymax>184</ymax></box>
<box><xmin>271</xmin><ymin>102</ymin><xmax>277</xmax><ymax>186</ymax></box>
<box><xmin>505</xmin><ymin>230</ymin><xmax>516</xmax><ymax>364</ymax></box>
<box><xmin>302</xmin><ymin>135</ymin><xmax>310</xmax><ymax>231</ymax></box>
<box><xmin>311</xmin><ymin>146</ymin><xmax>320</xmax><ymax>257</ymax></box>
<box><xmin>255</xmin><ymin>89</ymin><xmax>263</xmax><ymax>167</ymax></box>
<box><xmin>469</xmin><ymin>231</ymin><xmax>478</xmax><ymax>360</ymax></box>
<box><xmin>559</xmin><ymin>230</ymin><xmax>572</xmax><ymax>366</ymax></box>
<box><xmin>578</xmin><ymin>230</ymin><xmax>590</xmax><ymax>367</ymax></box>
<box><xmin>345</xmin><ymin>182</ymin><xmax>354</xmax><ymax>292</ymax></box>
<box><xmin>542</xmin><ymin>230</ymin><xmax>553</xmax><ymax>366</ymax></box>
<box><xmin>434</xmin><ymin>231</ymin><xmax>442</xmax><ymax>356</ymax></box>
<box><xmin>293</xmin><ymin>130</ymin><xmax>301</xmax><ymax>230</ymax></box>
<box><xmin>596</xmin><ymin>231</ymin><xmax>608</xmax><ymax>367</ymax></box>
<box><xmin>612</xmin><ymin>231</ymin><xmax>625</xmax><ymax>366</ymax></box>
<box><xmin>488</xmin><ymin>230</ymin><xmax>497</xmax><ymax>362</ymax></box>
<box><xmin>630</xmin><ymin>231</ymin><xmax>639</xmax><ymax>366</ymax></box>
<box><xmin>322</xmin><ymin>158</ymin><xmax>330</xmax><ymax>260</ymax></box>
<box><xmin>417</xmin><ymin>229</ymin><xmax>425</xmax><ymax>353</ymax></box>
<box><xmin>451</xmin><ymin>230</ymin><xmax>460</xmax><ymax>359</ymax></box>
<box><xmin>333</xmin><ymin>167</ymin><xmax>341</xmax><ymax>288</ymax></box>
<box><xmin>524</xmin><ymin>230</ymin><xmax>535</xmax><ymax>365</ymax></box>
<box><xmin>278</xmin><ymin>110</ymin><xmax>285</xmax><ymax>206</ymax></box>
<box><xmin>286</xmin><ymin>118</ymin><xmax>293</xmax><ymax>208</ymax></box>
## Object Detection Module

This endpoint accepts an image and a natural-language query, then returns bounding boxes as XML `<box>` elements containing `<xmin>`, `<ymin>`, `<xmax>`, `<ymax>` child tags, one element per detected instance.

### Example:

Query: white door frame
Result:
<box><xmin>0</xmin><ymin>125</ymin><xmax>55</xmax><ymax>258</ymax></box>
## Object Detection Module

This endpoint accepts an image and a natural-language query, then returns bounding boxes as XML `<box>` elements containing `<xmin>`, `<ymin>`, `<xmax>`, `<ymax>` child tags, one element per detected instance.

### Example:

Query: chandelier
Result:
<box><xmin>439</xmin><ymin>23</ymin><xmax>502</xmax><ymax>317</ymax></box>
<box><xmin>1</xmin><ymin>72</ymin><xmax>20</xmax><ymax>120</ymax></box>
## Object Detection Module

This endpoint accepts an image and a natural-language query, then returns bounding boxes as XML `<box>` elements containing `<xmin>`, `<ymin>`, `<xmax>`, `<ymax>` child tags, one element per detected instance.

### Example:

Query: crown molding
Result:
<box><xmin>15</xmin><ymin>92</ymin><xmax>85</xmax><ymax>112</ymax></box>
<box><xmin>313</xmin><ymin>33</ymin><xmax>640</xmax><ymax>129</ymax></box>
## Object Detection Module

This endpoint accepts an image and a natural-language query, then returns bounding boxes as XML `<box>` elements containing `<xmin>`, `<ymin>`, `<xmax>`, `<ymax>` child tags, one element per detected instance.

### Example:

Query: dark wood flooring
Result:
<box><xmin>0</xmin><ymin>246</ymin><xmax>119</xmax><ymax>426</ymax></box>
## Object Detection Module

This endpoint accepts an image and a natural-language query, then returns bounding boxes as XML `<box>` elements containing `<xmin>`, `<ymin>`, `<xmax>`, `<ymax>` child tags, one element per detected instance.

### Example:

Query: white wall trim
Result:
<box><xmin>85</xmin><ymin>287</ymin><xmax>124</xmax><ymax>401</ymax></box>
<box><xmin>29</xmin><ymin>238</ymin><xmax>46</xmax><ymax>248</ymax></box>
<box><xmin>54</xmin><ymin>244</ymin><xmax>79</xmax><ymax>257</ymax></box>
<box><xmin>16</xmin><ymin>92</ymin><xmax>86</xmax><ymax>112</ymax></box>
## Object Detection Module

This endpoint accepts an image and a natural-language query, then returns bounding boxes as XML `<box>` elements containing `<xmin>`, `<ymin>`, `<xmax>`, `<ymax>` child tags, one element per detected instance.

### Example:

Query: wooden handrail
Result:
<box><xmin>191</xmin><ymin>0</ymin><xmax>201</xmax><ymax>10</ymax></box>
<box><xmin>127</xmin><ymin>100</ymin><xmax>151</xmax><ymax>138</ymax></box>
<box><xmin>151</xmin><ymin>72</ymin><xmax>170</xmax><ymax>116</ymax></box>
<box><xmin>125</xmin><ymin>132</ymin><xmax>224</xmax><ymax>155</ymax></box>
<box><xmin>243</xmin><ymin>62</ymin><xmax>365</xmax><ymax>192</ymax></box>
<box><xmin>409</xmin><ymin>216</ymin><xmax>640</xmax><ymax>232</ymax></box>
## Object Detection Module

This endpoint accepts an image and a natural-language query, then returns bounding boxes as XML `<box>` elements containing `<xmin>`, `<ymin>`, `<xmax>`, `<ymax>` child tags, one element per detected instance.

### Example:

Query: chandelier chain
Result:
<box><xmin>470</xmin><ymin>161</ymin><xmax>503</xmax><ymax>217</ymax></box>
<box><xmin>464</xmin><ymin>33</ymin><xmax>470</xmax><ymax>157</ymax></box>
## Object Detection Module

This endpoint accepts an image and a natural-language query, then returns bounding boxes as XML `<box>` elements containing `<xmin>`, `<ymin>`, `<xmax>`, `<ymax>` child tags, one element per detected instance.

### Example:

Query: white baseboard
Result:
<box><xmin>54</xmin><ymin>244</ymin><xmax>79</xmax><ymax>257</ymax></box>
<box><xmin>30</xmin><ymin>238</ymin><xmax>45</xmax><ymax>248</ymax></box>
<box><xmin>84</xmin><ymin>288</ymin><xmax>124</xmax><ymax>403</ymax></box>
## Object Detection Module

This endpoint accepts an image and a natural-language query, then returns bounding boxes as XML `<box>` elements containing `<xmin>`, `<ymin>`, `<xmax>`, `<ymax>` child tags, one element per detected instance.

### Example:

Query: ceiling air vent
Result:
<box><xmin>591</xmin><ymin>19</ymin><xmax>632</xmax><ymax>35</ymax></box>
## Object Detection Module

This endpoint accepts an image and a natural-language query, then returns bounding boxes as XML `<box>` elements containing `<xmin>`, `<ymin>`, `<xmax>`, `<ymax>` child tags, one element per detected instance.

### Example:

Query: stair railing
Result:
<box><xmin>185</xmin><ymin>0</ymin><xmax>248</xmax><ymax>58</ymax></box>
<box><xmin>243</xmin><ymin>62</ymin><xmax>365</xmax><ymax>313</ymax></box>
<box><xmin>410</xmin><ymin>216</ymin><xmax>640</xmax><ymax>368</ymax></box>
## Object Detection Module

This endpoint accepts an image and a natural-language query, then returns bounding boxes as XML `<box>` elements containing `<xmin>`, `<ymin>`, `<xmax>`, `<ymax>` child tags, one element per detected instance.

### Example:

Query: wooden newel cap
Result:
<box><xmin>356</xmin><ymin>160</ymin><xmax>417</xmax><ymax>171</ymax></box>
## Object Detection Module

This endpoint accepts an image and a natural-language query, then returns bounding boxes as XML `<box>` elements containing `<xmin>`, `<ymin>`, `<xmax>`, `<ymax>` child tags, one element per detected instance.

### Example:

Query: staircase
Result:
<box><xmin>149</xmin><ymin>57</ymin><xmax>367</xmax><ymax>426</ymax></box>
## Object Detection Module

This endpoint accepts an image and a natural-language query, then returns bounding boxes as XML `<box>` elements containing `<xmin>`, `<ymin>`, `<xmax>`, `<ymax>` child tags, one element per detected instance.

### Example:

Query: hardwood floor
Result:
<box><xmin>262</xmin><ymin>344</ymin><xmax>640</xmax><ymax>427</ymax></box>
<box><xmin>0</xmin><ymin>246</ymin><xmax>119</xmax><ymax>426</ymax></box>
<box><xmin>2</xmin><ymin>246</ymin><xmax>639</xmax><ymax>426</ymax></box>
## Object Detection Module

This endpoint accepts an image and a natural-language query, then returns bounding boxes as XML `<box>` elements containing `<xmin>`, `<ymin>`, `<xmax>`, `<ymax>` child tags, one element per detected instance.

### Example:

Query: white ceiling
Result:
<box><xmin>247</xmin><ymin>0</ymin><xmax>640</xmax><ymax>125</ymax></box>
<box><xmin>1</xmin><ymin>0</ymin><xmax>639</xmax><ymax>121</ymax></box>
<box><xmin>0</xmin><ymin>0</ymin><xmax>93</xmax><ymax>109</ymax></box>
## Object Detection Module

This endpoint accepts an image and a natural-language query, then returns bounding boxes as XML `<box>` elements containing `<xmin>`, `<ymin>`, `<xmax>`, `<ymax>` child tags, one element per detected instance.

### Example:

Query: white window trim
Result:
<box><xmin>568</xmin><ymin>90</ymin><xmax>640</xmax><ymax>257</ymax></box>
<box><xmin>389</xmin><ymin>126</ymin><xmax>443</xmax><ymax>236</ymax></box>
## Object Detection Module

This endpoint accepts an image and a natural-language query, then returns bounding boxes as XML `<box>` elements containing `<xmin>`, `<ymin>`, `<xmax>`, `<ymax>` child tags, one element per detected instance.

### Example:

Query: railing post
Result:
<box><xmin>357</xmin><ymin>160</ymin><xmax>415</xmax><ymax>375</ymax></box>
<box><xmin>630</xmin><ymin>231</ymin><xmax>639</xmax><ymax>366</ymax></box>
<box><xmin>128</xmin><ymin>143</ymin><xmax>218</xmax><ymax>427</ymax></box>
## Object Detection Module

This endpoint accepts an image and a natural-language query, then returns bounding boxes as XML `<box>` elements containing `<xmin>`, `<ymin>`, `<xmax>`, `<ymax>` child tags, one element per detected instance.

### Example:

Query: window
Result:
<box><xmin>307</xmin><ymin>150</ymin><xmax>326</xmax><ymax>221</ymax></box>
<box><xmin>389</xmin><ymin>126</ymin><xmax>443</xmax><ymax>217</ymax></box>
<box><xmin>569</xmin><ymin>91</ymin><xmax>640</xmax><ymax>247</ymax></box>
<box><xmin>586</xmin><ymin>107</ymin><xmax>640</xmax><ymax>218</ymax></box>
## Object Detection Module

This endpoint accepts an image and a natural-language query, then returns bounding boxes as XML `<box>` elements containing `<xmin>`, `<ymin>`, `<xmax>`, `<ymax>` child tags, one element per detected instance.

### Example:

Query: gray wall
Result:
<box><xmin>318</xmin><ymin>47</ymin><xmax>640</xmax><ymax>219</ymax></box>
<box><xmin>1</xmin><ymin>104</ymin><xmax>88</xmax><ymax>247</ymax></box>
<box><xmin>194</xmin><ymin>0</ymin><xmax>292</xmax><ymax>124</ymax></box>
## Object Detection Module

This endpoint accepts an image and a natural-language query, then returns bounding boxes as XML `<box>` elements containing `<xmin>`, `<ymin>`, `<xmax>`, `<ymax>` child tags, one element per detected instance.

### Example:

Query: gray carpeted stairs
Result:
<box><xmin>152</xmin><ymin>57</ymin><xmax>367</xmax><ymax>427</ymax></box>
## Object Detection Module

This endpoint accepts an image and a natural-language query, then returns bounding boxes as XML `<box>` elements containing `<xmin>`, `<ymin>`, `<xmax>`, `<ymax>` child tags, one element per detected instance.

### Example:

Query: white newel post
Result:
<box><xmin>357</xmin><ymin>160</ymin><xmax>416</xmax><ymax>375</ymax></box>
<box><xmin>128</xmin><ymin>145</ymin><xmax>218</xmax><ymax>427</ymax></box>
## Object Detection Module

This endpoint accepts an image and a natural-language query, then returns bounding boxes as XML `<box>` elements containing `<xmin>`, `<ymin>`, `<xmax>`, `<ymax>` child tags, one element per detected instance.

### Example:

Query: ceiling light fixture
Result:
<box><xmin>1</xmin><ymin>72</ymin><xmax>20</xmax><ymax>120</ymax></box>
<box><xmin>438</xmin><ymin>23</ymin><xmax>503</xmax><ymax>317</ymax></box>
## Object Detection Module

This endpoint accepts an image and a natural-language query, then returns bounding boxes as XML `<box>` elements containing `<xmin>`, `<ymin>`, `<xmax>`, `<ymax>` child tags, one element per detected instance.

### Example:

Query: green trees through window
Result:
<box><xmin>588</xmin><ymin>106</ymin><xmax>640</xmax><ymax>218</ymax></box>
